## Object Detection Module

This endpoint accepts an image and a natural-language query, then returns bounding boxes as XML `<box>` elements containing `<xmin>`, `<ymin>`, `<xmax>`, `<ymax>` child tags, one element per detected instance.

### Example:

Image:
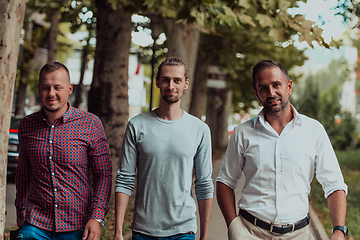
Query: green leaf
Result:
<box><xmin>238</xmin><ymin>13</ymin><xmax>256</xmax><ymax>27</ymax></box>
<box><xmin>269</xmin><ymin>28</ymin><xmax>287</xmax><ymax>41</ymax></box>
<box><xmin>255</xmin><ymin>14</ymin><xmax>273</xmax><ymax>28</ymax></box>
<box><xmin>223</xmin><ymin>6</ymin><xmax>237</xmax><ymax>18</ymax></box>
<box><xmin>278</xmin><ymin>0</ymin><xmax>292</xmax><ymax>11</ymax></box>
<box><xmin>203</xmin><ymin>0</ymin><xmax>215</xmax><ymax>4</ymax></box>
<box><xmin>238</xmin><ymin>0</ymin><xmax>251</xmax><ymax>9</ymax></box>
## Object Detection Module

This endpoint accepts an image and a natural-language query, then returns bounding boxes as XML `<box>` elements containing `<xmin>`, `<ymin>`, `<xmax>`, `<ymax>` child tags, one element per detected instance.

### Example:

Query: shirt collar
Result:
<box><xmin>41</xmin><ymin>102</ymin><xmax>74</xmax><ymax>124</ymax></box>
<box><xmin>253</xmin><ymin>104</ymin><xmax>301</xmax><ymax>128</ymax></box>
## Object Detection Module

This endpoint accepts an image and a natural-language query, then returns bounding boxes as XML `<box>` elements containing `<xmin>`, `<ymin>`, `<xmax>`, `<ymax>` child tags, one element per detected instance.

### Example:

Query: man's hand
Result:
<box><xmin>83</xmin><ymin>219</ymin><xmax>102</xmax><ymax>240</ymax></box>
<box><xmin>113</xmin><ymin>233</ymin><xmax>124</xmax><ymax>240</ymax></box>
<box><xmin>330</xmin><ymin>230</ymin><xmax>346</xmax><ymax>240</ymax></box>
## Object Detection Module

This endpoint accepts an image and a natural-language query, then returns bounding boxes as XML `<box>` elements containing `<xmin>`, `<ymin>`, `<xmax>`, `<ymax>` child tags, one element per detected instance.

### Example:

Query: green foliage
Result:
<box><xmin>318</xmin><ymin>85</ymin><xmax>342</xmax><ymax>134</ymax></box>
<box><xmin>310</xmin><ymin>149</ymin><xmax>360</xmax><ymax>239</ymax></box>
<box><xmin>293</xmin><ymin>76</ymin><xmax>320</xmax><ymax>120</ymax></box>
<box><xmin>293</xmin><ymin>58</ymin><xmax>358</xmax><ymax>150</ymax></box>
<box><xmin>140</xmin><ymin>0</ymin><xmax>326</xmax><ymax>46</ymax></box>
<box><xmin>199</xmin><ymin>22</ymin><xmax>307</xmax><ymax>111</ymax></box>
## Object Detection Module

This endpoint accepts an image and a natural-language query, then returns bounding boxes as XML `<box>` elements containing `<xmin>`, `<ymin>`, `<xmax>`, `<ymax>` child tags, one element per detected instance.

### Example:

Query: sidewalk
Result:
<box><xmin>195</xmin><ymin>156</ymin><xmax>329</xmax><ymax>240</ymax></box>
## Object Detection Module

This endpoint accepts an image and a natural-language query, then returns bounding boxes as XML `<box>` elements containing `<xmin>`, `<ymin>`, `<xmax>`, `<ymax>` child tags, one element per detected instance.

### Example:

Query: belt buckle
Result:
<box><xmin>270</xmin><ymin>224</ymin><xmax>274</xmax><ymax>233</ymax></box>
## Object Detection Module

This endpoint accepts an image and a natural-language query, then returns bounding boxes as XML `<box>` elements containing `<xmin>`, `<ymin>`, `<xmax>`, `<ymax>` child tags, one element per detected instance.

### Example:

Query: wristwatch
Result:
<box><xmin>94</xmin><ymin>218</ymin><xmax>105</xmax><ymax>228</ymax></box>
<box><xmin>333</xmin><ymin>226</ymin><xmax>348</xmax><ymax>237</ymax></box>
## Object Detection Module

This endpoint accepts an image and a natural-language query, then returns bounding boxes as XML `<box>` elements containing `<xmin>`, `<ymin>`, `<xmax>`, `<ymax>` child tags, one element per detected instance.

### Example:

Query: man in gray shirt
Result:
<box><xmin>113</xmin><ymin>57</ymin><xmax>214</xmax><ymax>240</ymax></box>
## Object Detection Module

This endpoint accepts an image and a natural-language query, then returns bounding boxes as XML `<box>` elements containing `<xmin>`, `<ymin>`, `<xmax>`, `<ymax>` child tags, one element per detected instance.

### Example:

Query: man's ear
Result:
<box><xmin>68</xmin><ymin>84</ymin><xmax>74</xmax><ymax>95</ymax></box>
<box><xmin>253</xmin><ymin>88</ymin><xmax>260</xmax><ymax>102</ymax></box>
<box><xmin>156</xmin><ymin>79</ymin><xmax>159</xmax><ymax>88</ymax></box>
<box><xmin>288</xmin><ymin>79</ymin><xmax>293</xmax><ymax>95</ymax></box>
<box><xmin>184</xmin><ymin>79</ymin><xmax>189</xmax><ymax>89</ymax></box>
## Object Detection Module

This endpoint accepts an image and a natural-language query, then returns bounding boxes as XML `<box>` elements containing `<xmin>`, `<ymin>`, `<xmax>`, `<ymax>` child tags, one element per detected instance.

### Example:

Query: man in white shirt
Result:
<box><xmin>216</xmin><ymin>60</ymin><xmax>348</xmax><ymax>240</ymax></box>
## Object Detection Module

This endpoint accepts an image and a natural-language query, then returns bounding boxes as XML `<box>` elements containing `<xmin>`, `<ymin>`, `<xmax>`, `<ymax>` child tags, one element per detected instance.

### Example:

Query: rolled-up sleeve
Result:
<box><xmin>216</xmin><ymin>130</ymin><xmax>244</xmax><ymax>190</ymax></box>
<box><xmin>315</xmin><ymin>125</ymin><xmax>348</xmax><ymax>198</ymax></box>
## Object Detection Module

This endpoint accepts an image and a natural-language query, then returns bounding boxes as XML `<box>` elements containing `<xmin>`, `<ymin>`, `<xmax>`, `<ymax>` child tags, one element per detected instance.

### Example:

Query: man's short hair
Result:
<box><xmin>156</xmin><ymin>57</ymin><xmax>189</xmax><ymax>81</ymax></box>
<box><xmin>39</xmin><ymin>62</ymin><xmax>70</xmax><ymax>81</ymax></box>
<box><xmin>252</xmin><ymin>60</ymin><xmax>290</xmax><ymax>90</ymax></box>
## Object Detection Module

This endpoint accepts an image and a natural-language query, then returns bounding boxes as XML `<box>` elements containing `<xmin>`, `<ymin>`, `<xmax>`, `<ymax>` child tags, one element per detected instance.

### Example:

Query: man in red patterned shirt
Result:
<box><xmin>15</xmin><ymin>62</ymin><xmax>112</xmax><ymax>240</ymax></box>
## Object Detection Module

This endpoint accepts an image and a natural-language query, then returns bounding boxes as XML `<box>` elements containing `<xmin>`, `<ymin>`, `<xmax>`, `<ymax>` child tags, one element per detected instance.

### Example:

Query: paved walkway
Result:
<box><xmin>194</xmin><ymin>157</ymin><xmax>244</xmax><ymax>239</ymax></box>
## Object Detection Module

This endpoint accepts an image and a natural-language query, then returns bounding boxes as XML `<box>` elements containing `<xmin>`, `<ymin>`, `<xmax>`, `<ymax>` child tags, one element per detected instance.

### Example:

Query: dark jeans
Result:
<box><xmin>18</xmin><ymin>221</ymin><xmax>84</xmax><ymax>240</ymax></box>
<box><xmin>132</xmin><ymin>231</ymin><xmax>195</xmax><ymax>240</ymax></box>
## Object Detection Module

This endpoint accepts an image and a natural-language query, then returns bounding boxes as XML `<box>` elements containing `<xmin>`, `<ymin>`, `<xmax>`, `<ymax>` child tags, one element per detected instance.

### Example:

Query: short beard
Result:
<box><xmin>263</xmin><ymin>98</ymin><xmax>289</xmax><ymax>116</ymax></box>
<box><xmin>162</xmin><ymin>89</ymin><xmax>186</xmax><ymax>104</ymax></box>
<box><xmin>44</xmin><ymin>106</ymin><xmax>61</xmax><ymax>113</ymax></box>
<box><xmin>163</xmin><ymin>95</ymin><xmax>180</xmax><ymax>104</ymax></box>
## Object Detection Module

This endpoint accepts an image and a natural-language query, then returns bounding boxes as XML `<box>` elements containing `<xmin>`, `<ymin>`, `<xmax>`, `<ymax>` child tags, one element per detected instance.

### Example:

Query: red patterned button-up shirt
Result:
<box><xmin>15</xmin><ymin>105</ymin><xmax>112</xmax><ymax>232</ymax></box>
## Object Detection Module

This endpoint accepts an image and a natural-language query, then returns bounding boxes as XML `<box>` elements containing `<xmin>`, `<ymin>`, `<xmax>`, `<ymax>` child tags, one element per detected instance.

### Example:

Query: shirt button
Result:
<box><xmin>54</xmin><ymin>188</ymin><xmax>57</xmax><ymax>192</ymax></box>
<box><xmin>49</xmin><ymin>140</ymin><xmax>52</xmax><ymax>143</ymax></box>
<box><xmin>51</xmin><ymin>125</ymin><xmax>54</xmax><ymax>128</ymax></box>
<box><xmin>51</xmin><ymin>172</ymin><xmax>55</xmax><ymax>176</ymax></box>
<box><xmin>55</xmin><ymin>204</ymin><xmax>58</xmax><ymax>208</ymax></box>
<box><xmin>49</xmin><ymin>156</ymin><xmax>52</xmax><ymax>160</ymax></box>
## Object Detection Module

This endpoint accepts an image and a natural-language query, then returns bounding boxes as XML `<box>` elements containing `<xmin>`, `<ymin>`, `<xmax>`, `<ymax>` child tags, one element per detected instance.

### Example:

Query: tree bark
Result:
<box><xmin>189</xmin><ymin>34</ymin><xmax>213</xmax><ymax>119</ymax></box>
<box><xmin>14</xmin><ymin>19</ymin><xmax>32</xmax><ymax>117</ymax></box>
<box><xmin>14</xmin><ymin>80</ymin><xmax>27</xmax><ymax>116</ymax></box>
<box><xmin>206</xmin><ymin>88</ymin><xmax>233</xmax><ymax>151</ymax></box>
<box><xmin>47</xmin><ymin>9</ymin><xmax>59</xmax><ymax>62</ymax></box>
<box><xmin>0</xmin><ymin>0</ymin><xmax>26</xmax><ymax>236</ymax></box>
<box><xmin>73</xmin><ymin>37</ymin><xmax>90</xmax><ymax>109</ymax></box>
<box><xmin>163</xmin><ymin>19</ymin><xmax>200</xmax><ymax>112</ymax></box>
<box><xmin>88</xmin><ymin>0</ymin><xmax>131</xmax><ymax>205</ymax></box>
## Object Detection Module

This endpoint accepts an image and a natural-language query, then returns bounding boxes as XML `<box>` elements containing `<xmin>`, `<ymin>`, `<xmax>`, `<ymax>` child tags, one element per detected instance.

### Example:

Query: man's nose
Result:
<box><xmin>49</xmin><ymin>87</ymin><xmax>56</xmax><ymax>96</ymax></box>
<box><xmin>268</xmin><ymin>87</ymin><xmax>276</xmax><ymax>97</ymax></box>
<box><xmin>168</xmin><ymin>80</ymin><xmax>174</xmax><ymax>89</ymax></box>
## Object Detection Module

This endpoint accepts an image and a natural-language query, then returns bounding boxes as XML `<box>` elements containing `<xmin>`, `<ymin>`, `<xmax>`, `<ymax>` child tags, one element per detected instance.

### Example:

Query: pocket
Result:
<box><xmin>228</xmin><ymin>216</ymin><xmax>243</xmax><ymax>240</ymax></box>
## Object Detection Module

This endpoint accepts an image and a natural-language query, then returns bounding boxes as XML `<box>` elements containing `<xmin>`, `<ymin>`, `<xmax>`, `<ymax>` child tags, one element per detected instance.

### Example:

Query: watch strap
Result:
<box><xmin>94</xmin><ymin>218</ymin><xmax>105</xmax><ymax>227</ymax></box>
<box><xmin>333</xmin><ymin>226</ymin><xmax>348</xmax><ymax>237</ymax></box>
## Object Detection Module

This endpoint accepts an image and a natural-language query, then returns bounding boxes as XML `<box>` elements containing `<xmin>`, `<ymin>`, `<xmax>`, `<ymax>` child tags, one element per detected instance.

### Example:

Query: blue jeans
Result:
<box><xmin>132</xmin><ymin>231</ymin><xmax>195</xmax><ymax>240</ymax></box>
<box><xmin>18</xmin><ymin>221</ymin><xmax>84</xmax><ymax>240</ymax></box>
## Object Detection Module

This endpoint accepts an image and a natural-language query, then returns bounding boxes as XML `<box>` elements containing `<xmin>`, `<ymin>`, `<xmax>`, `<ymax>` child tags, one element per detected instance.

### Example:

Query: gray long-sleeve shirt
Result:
<box><xmin>115</xmin><ymin>110</ymin><xmax>214</xmax><ymax>237</ymax></box>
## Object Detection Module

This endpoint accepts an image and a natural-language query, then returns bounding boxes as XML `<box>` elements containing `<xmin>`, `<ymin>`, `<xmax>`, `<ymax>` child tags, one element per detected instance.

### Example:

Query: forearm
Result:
<box><xmin>216</xmin><ymin>181</ymin><xmax>237</xmax><ymax>227</ymax></box>
<box><xmin>198</xmin><ymin>198</ymin><xmax>212</xmax><ymax>240</ymax></box>
<box><xmin>114</xmin><ymin>192</ymin><xmax>130</xmax><ymax>236</ymax></box>
<box><xmin>327</xmin><ymin>190</ymin><xmax>347</xmax><ymax>226</ymax></box>
<box><xmin>327</xmin><ymin>190</ymin><xmax>347</xmax><ymax>239</ymax></box>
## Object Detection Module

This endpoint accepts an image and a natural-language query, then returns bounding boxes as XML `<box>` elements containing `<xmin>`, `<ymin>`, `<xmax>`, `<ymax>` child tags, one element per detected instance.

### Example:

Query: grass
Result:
<box><xmin>310</xmin><ymin>149</ymin><xmax>360</xmax><ymax>240</ymax></box>
<box><xmin>100</xmin><ymin>197</ymin><xmax>135</xmax><ymax>240</ymax></box>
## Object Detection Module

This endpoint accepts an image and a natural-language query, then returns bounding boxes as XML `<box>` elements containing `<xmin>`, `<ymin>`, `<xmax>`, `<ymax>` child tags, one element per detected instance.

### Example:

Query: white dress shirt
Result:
<box><xmin>216</xmin><ymin>106</ymin><xmax>348</xmax><ymax>224</ymax></box>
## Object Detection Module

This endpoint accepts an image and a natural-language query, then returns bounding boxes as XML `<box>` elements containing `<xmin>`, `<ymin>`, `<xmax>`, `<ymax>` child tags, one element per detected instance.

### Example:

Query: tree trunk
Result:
<box><xmin>206</xmin><ymin>88</ymin><xmax>233</xmax><ymax>151</ymax></box>
<box><xmin>189</xmin><ymin>34</ymin><xmax>213</xmax><ymax>119</ymax></box>
<box><xmin>0</xmin><ymin>0</ymin><xmax>26</xmax><ymax>236</ymax></box>
<box><xmin>88</xmin><ymin>0</ymin><xmax>131</xmax><ymax>205</ymax></box>
<box><xmin>73</xmin><ymin>38</ymin><xmax>90</xmax><ymax>109</ymax></box>
<box><xmin>47</xmin><ymin>9</ymin><xmax>59</xmax><ymax>62</ymax></box>
<box><xmin>163</xmin><ymin>19</ymin><xmax>200</xmax><ymax>112</ymax></box>
<box><xmin>14</xmin><ymin>19</ymin><xmax>32</xmax><ymax>117</ymax></box>
<box><xmin>14</xmin><ymin>80</ymin><xmax>27</xmax><ymax>116</ymax></box>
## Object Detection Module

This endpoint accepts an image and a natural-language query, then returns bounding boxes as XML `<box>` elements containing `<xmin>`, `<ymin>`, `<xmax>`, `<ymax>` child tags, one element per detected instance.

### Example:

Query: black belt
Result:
<box><xmin>239</xmin><ymin>209</ymin><xmax>310</xmax><ymax>234</ymax></box>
